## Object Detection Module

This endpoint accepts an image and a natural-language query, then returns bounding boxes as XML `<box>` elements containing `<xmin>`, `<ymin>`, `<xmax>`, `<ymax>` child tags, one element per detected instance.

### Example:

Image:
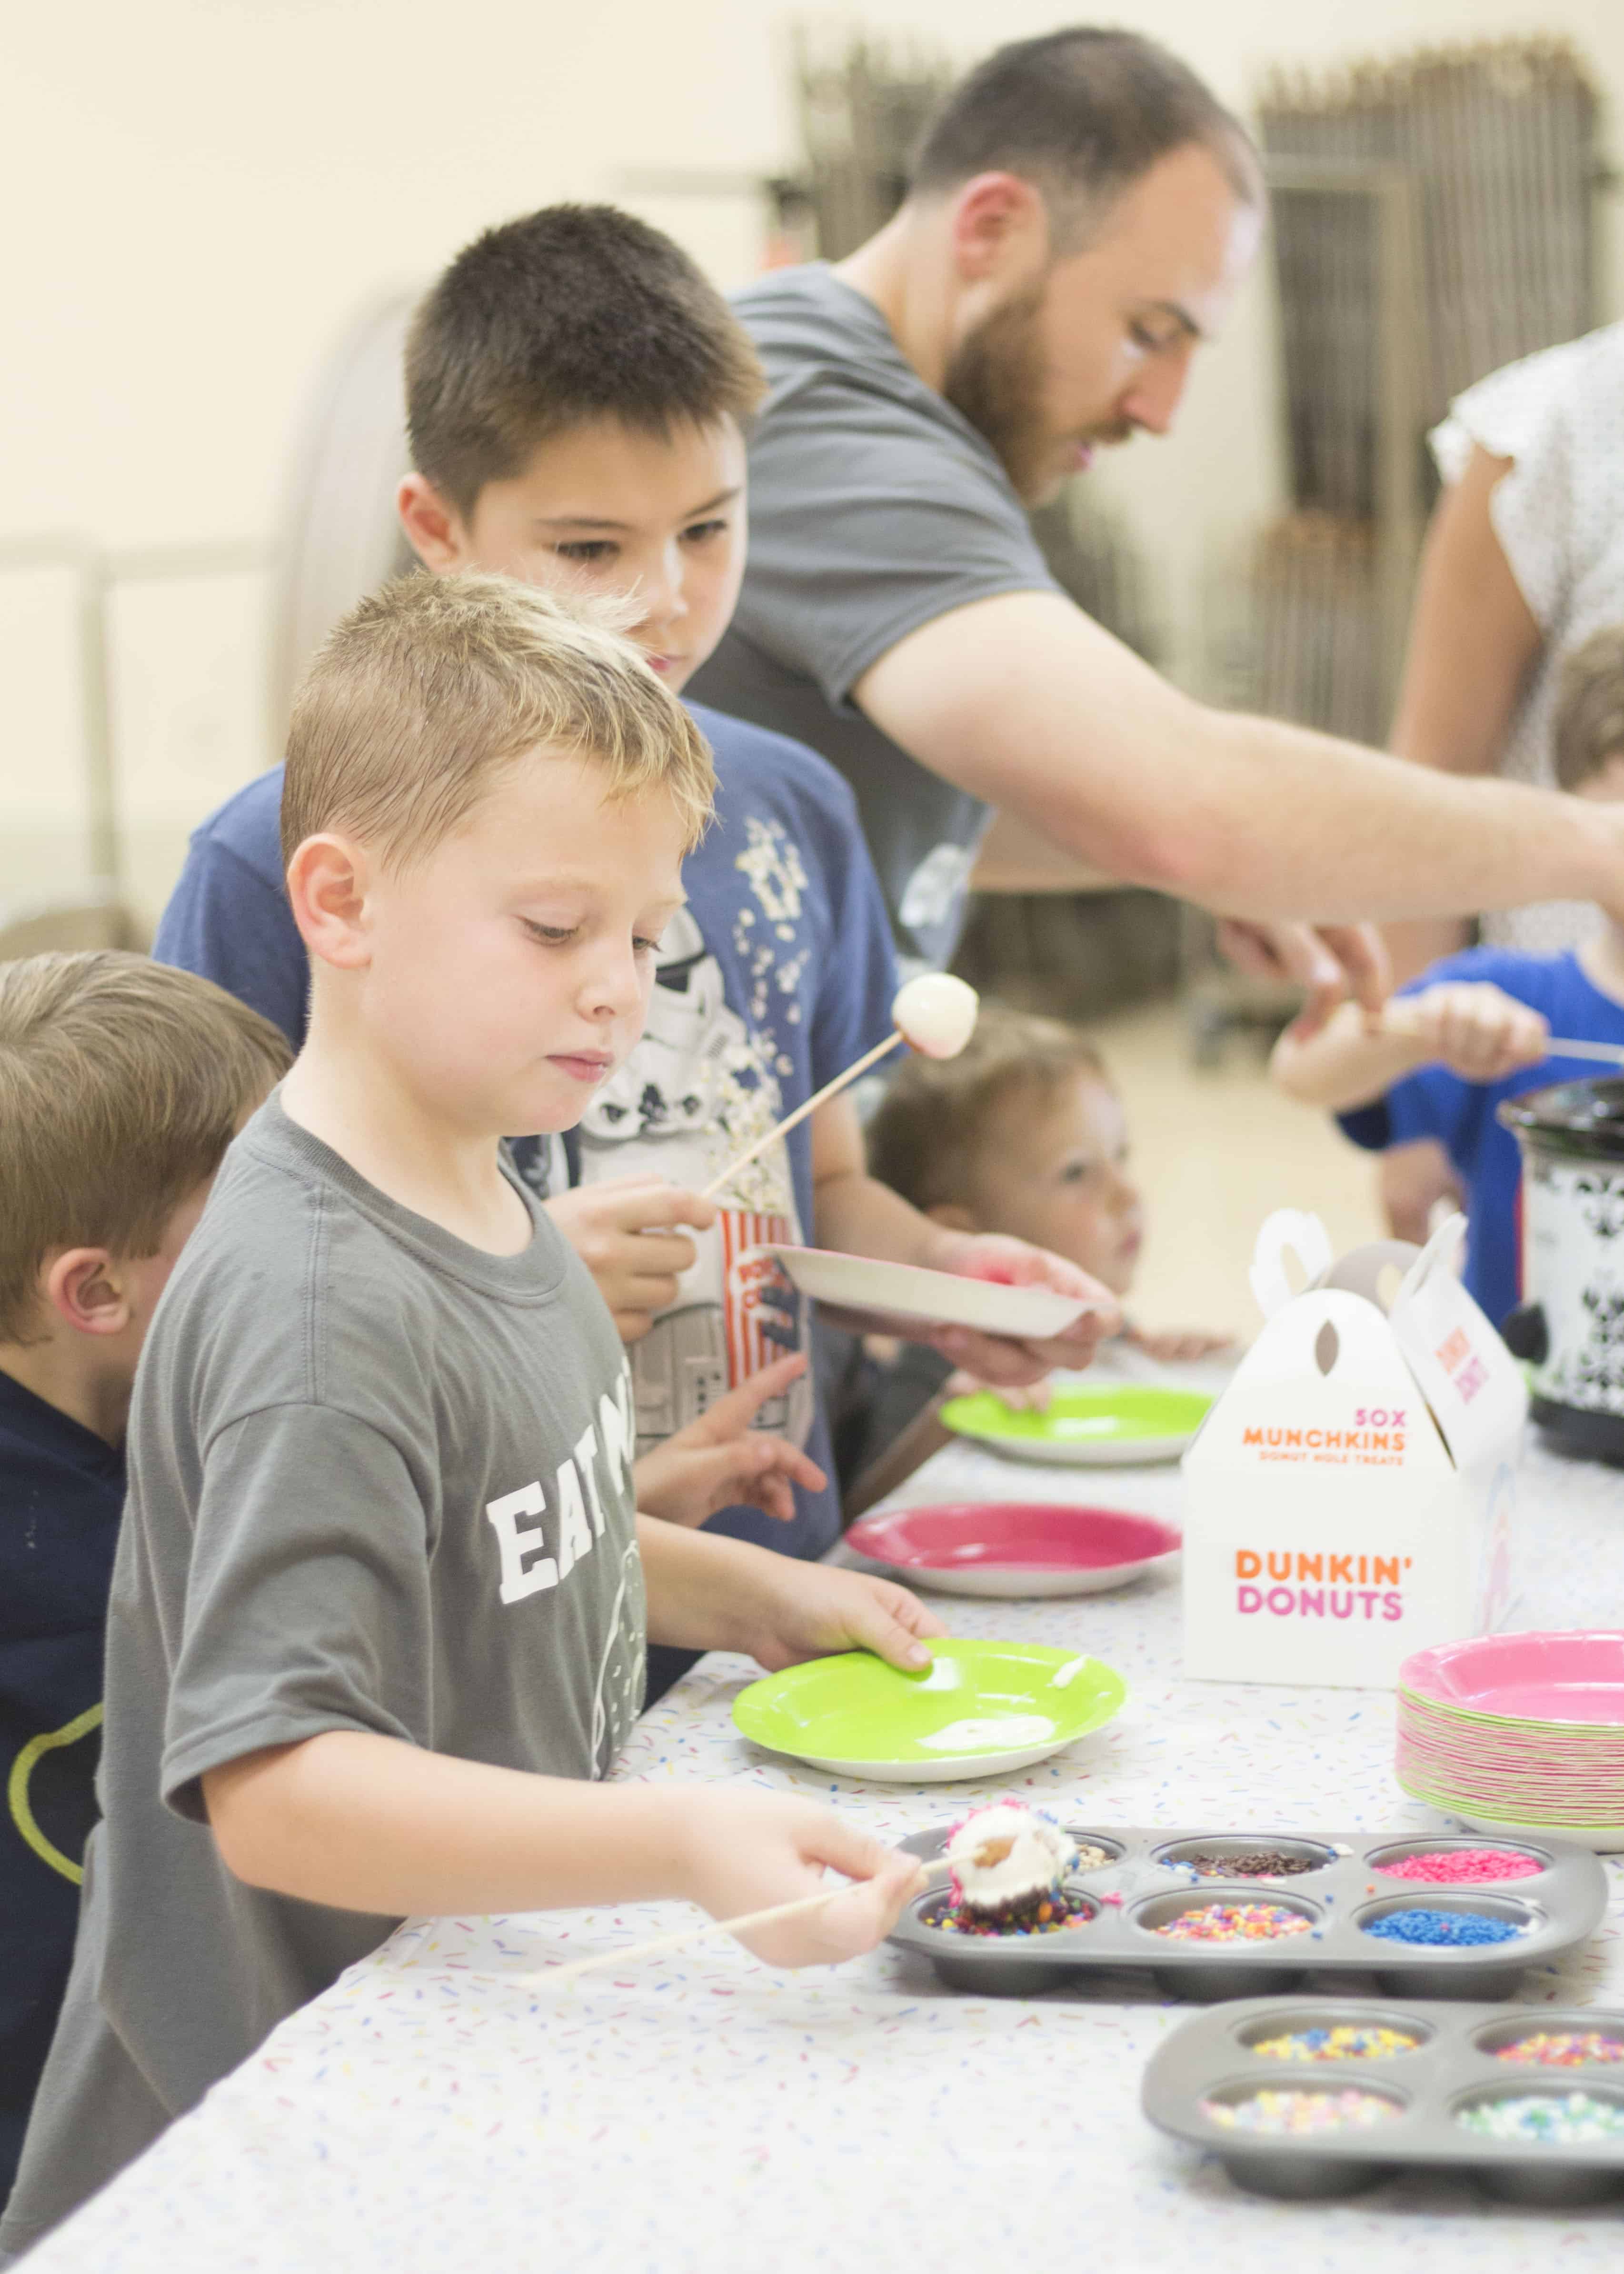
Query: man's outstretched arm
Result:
<box><xmin>855</xmin><ymin>588</ymin><xmax>1616</xmax><ymax>926</ymax></box>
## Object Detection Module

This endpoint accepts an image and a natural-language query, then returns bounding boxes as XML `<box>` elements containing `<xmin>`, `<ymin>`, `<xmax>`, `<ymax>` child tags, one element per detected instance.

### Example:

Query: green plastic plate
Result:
<box><xmin>940</xmin><ymin>1383</ymin><xmax>1213</xmax><ymax>1467</ymax></box>
<box><xmin>731</xmin><ymin>1637</ymin><xmax>1127</xmax><ymax>1782</ymax></box>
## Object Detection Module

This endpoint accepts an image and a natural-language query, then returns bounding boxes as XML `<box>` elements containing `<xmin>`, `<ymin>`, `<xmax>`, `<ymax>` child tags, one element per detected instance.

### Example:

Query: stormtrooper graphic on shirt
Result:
<box><xmin>577</xmin><ymin>906</ymin><xmax>814</xmax><ymax>1456</ymax></box>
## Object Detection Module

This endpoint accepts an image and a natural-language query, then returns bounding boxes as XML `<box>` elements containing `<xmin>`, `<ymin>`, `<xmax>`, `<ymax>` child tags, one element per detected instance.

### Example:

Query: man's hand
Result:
<box><xmin>1218</xmin><ymin>919</ymin><xmax>1392</xmax><ymax>1042</ymax></box>
<box><xmin>633</xmin><ymin>1355</ymin><xmax>827</xmax><ymax>1527</ymax></box>
<box><xmin>544</xmin><ymin>1177</ymin><xmax>716</xmax><ymax>1343</ymax></box>
<box><xmin>919</xmin><ymin>1232</ymin><xmax>1120</xmax><ymax>1386</ymax></box>
<box><xmin>741</xmin><ymin>1559</ymin><xmax>947</xmax><ymax>1676</ymax></box>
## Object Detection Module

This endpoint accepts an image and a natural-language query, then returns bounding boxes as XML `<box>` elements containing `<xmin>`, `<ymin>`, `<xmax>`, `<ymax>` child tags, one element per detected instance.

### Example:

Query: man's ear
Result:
<box><xmin>398</xmin><ymin>473</ymin><xmax>471</xmax><ymax>571</ymax></box>
<box><xmin>285</xmin><ymin>833</ymin><xmax>375</xmax><ymax>970</ymax></box>
<box><xmin>947</xmin><ymin>171</ymin><xmax>1049</xmax><ymax>285</ymax></box>
<box><xmin>44</xmin><ymin>1248</ymin><xmax>132</xmax><ymax>1338</ymax></box>
<box><xmin>926</xmin><ymin>1200</ymin><xmax>980</xmax><ymax>1235</ymax></box>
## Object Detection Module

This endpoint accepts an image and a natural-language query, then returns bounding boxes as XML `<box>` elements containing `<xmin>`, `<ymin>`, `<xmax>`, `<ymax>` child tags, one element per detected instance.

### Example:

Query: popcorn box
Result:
<box><xmin>1181</xmin><ymin>1212</ymin><xmax>1526</xmax><ymax>1687</ymax></box>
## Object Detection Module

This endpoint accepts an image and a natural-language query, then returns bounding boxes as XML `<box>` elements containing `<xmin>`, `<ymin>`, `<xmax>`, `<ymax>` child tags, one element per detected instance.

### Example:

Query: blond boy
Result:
<box><xmin>0</xmin><ymin>579</ymin><xmax>936</xmax><ymax>2255</ymax></box>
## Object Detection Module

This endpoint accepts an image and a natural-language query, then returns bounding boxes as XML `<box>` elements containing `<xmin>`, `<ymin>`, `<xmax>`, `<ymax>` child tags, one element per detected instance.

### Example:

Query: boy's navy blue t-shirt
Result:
<box><xmin>154</xmin><ymin>700</ymin><xmax>898</xmax><ymax>1577</ymax></box>
<box><xmin>0</xmin><ymin>1371</ymin><xmax>122</xmax><ymax>2210</ymax></box>
<box><xmin>1337</xmin><ymin>945</ymin><xmax>1624</xmax><ymax>1329</ymax></box>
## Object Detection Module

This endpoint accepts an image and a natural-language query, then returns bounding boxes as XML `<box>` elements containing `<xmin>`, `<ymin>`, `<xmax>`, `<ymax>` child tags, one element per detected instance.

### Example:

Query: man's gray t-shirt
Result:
<box><xmin>1</xmin><ymin>1097</ymin><xmax>644</xmax><ymax>2255</ymax></box>
<box><xmin>689</xmin><ymin>262</ymin><xmax>1061</xmax><ymax>974</ymax></box>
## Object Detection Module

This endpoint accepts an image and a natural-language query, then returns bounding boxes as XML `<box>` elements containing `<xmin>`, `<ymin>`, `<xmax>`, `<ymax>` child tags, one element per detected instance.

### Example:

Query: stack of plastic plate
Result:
<box><xmin>1396</xmin><ymin>1633</ymin><xmax>1624</xmax><ymax>1851</ymax></box>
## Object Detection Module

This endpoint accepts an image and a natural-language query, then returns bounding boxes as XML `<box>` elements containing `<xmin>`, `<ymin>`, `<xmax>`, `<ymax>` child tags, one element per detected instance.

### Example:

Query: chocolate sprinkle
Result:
<box><xmin>1177</xmin><ymin>1850</ymin><xmax>1319</xmax><ymax>1879</ymax></box>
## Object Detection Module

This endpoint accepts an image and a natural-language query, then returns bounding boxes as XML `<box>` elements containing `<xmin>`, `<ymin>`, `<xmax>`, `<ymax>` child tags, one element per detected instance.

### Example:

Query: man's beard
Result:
<box><xmin>942</xmin><ymin>282</ymin><xmax>1053</xmax><ymax>503</ymax></box>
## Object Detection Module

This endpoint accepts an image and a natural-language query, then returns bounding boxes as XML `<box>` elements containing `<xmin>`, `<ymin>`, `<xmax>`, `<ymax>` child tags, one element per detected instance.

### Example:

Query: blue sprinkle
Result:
<box><xmin>1362</xmin><ymin>1907</ymin><xmax>1525</xmax><ymax>1947</ymax></box>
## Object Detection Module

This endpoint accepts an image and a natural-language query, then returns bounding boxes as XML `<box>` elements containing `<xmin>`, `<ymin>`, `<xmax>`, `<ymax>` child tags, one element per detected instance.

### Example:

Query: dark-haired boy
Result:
<box><xmin>155</xmin><ymin>206</ymin><xmax>1113</xmax><ymax>1696</ymax></box>
<box><xmin>0</xmin><ymin>953</ymin><xmax>289</xmax><ymax>2212</ymax></box>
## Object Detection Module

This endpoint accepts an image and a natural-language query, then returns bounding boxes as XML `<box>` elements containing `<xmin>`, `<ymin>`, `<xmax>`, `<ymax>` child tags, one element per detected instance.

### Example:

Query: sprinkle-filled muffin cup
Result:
<box><xmin>918</xmin><ymin>1885</ymin><xmax>1099</xmax><ymax>1940</ymax></box>
<box><xmin>1200</xmin><ymin>2083</ymin><xmax>1405</xmax><ymax>2135</ymax></box>
<box><xmin>1247</xmin><ymin>2022</ymin><xmax>1425</xmax><ymax>2063</ymax></box>
<box><xmin>1137</xmin><ymin>1895</ymin><xmax>1318</xmax><ymax>1944</ymax></box>
<box><xmin>1455</xmin><ymin>2084</ymin><xmax>1624</xmax><ymax>2146</ymax></box>
<box><xmin>1475</xmin><ymin>2013</ymin><xmax>1624</xmax><ymax>2069</ymax></box>
<box><xmin>1355</xmin><ymin>1895</ymin><xmax>1538</xmax><ymax>1950</ymax></box>
<box><xmin>1156</xmin><ymin>1835</ymin><xmax>1336</xmax><ymax>1880</ymax></box>
<box><xmin>1367</xmin><ymin>1839</ymin><xmax>1547</xmax><ymax>1885</ymax></box>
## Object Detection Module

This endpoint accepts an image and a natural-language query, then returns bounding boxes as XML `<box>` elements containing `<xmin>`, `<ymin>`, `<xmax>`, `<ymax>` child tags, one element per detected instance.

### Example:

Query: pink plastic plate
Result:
<box><xmin>844</xmin><ymin>1501</ymin><xmax>1181</xmax><ymax>1599</ymax></box>
<box><xmin>1399</xmin><ymin>1632</ymin><xmax>1624</xmax><ymax>1726</ymax></box>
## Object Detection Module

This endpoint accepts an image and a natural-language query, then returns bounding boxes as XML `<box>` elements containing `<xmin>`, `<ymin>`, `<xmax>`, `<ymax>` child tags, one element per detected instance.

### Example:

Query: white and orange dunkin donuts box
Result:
<box><xmin>1181</xmin><ymin>1212</ymin><xmax>1525</xmax><ymax>1687</ymax></box>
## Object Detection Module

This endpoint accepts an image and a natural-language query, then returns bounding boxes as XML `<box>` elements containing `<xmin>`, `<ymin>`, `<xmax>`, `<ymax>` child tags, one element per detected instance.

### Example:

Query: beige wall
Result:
<box><xmin>3</xmin><ymin>0</ymin><xmax>1620</xmax><ymax>925</ymax></box>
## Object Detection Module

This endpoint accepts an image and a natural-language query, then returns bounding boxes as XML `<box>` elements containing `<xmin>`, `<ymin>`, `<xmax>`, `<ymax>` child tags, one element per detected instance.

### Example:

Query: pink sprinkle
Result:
<box><xmin>1379</xmin><ymin>1848</ymin><xmax>1540</xmax><ymax>1884</ymax></box>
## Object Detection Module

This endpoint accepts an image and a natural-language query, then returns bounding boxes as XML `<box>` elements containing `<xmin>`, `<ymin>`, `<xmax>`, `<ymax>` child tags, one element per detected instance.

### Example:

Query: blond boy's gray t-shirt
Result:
<box><xmin>688</xmin><ymin>262</ymin><xmax>1061</xmax><ymax>974</ymax></box>
<box><xmin>1</xmin><ymin>1097</ymin><xmax>644</xmax><ymax>2255</ymax></box>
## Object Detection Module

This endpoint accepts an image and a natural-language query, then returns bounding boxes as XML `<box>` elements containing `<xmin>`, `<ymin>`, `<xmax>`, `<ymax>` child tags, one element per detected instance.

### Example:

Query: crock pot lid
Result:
<box><xmin>1499</xmin><ymin>1076</ymin><xmax>1624</xmax><ymax>1138</ymax></box>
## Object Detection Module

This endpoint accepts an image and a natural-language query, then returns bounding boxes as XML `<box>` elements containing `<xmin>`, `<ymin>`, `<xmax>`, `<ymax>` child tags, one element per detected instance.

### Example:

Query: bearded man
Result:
<box><xmin>691</xmin><ymin>26</ymin><xmax>1624</xmax><ymax>1026</ymax></box>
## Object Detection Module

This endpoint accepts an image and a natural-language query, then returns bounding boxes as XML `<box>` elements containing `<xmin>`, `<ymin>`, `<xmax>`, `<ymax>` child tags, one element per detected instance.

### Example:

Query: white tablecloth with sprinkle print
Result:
<box><xmin>22</xmin><ymin>1413</ymin><xmax>1624</xmax><ymax>2274</ymax></box>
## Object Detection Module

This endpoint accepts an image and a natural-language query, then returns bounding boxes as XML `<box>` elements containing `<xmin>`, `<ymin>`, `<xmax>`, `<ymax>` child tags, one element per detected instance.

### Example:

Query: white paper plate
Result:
<box><xmin>763</xmin><ymin>1245</ymin><xmax>1093</xmax><ymax>1338</ymax></box>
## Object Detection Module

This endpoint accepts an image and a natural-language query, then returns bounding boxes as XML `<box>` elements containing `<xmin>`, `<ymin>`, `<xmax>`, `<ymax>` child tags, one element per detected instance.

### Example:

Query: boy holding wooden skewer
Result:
<box><xmin>155</xmin><ymin>209</ymin><xmax>1114</xmax><ymax>1702</ymax></box>
<box><xmin>0</xmin><ymin>576</ymin><xmax>961</xmax><ymax>2259</ymax></box>
<box><xmin>1272</xmin><ymin>623</ymin><xmax>1624</xmax><ymax>1327</ymax></box>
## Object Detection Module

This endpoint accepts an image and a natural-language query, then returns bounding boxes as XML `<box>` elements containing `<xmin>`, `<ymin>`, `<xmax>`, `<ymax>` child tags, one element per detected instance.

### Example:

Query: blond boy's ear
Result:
<box><xmin>44</xmin><ymin>1249</ymin><xmax>132</xmax><ymax>1339</ymax></box>
<box><xmin>285</xmin><ymin>835</ymin><xmax>375</xmax><ymax>971</ymax></box>
<box><xmin>397</xmin><ymin>473</ymin><xmax>470</xmax><ymax>572</ymax></box>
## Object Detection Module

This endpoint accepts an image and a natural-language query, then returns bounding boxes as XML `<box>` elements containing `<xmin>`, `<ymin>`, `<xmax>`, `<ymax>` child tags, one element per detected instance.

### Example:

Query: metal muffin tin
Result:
<box><xmin>1145</xmin><ymin>1996</ymin><xmax>1624</xmax><ymax>2204</ymax></box>
<box><xmin>888</xmin><ymin>1824</ymin><xmax>1606</xmax><ymax>2001</ymax></box>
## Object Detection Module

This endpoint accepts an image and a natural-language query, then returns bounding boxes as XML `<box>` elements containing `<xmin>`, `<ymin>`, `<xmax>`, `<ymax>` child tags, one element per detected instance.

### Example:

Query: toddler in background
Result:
<box><xmin>1272</xmin><ymin>622</ymin><xmax>1624</xmax><ymax>1330</ymax></box>
<box><xmin>0</xmin><ymin>953</ymin><xmax>289</xmax><ymax>2213</ymax></box>
<box><xmin>838</xmin><ymin>1004</ymin><xmax>1230</xmax><ymax>1492</ymax></box>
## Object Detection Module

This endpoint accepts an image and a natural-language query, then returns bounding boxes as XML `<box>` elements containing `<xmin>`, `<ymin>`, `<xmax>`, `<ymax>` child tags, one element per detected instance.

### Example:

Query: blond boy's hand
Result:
<box><xmin>545</xmin><ymin>1177</ymin><xmax>717</xmax><ymax>1342</ymax></box>
<box><xmin>1381</xmin><ymin>983</ymin><xmax>1550</xmax><ymax>1084</ymax></box>
<box><xmin>922</xmin><ymin>1232</ymin><xmax>1120</xmax><ymax>1386</ymax></box>
<box><xmin>633</xmin><ymin>1354</ymin><xmax>826</xmax><ymax>1526</ymax></box>
<box><xmin>740</xmin><ymin>1557</ymin><xmax>946</xmax><ymax>1677</ymax></box>
<box><xmin>677</xmin><ymin>1790</ymin><xmax>926</xmax><ymax>1967</ymax></box>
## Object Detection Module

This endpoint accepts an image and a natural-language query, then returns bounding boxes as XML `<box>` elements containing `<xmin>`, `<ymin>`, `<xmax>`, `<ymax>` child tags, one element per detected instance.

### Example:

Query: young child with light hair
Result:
<box><xmin>0</xmin><ymin>575</ymin><xmax>952</xmax><ymax>2257</ymax></box>
<box><xmin>841</xmin><ymin>1003</ymin><xmax>1228</xmax><ymax>1487</ymax></box>
<box><xmin>1273</xmin><ymin>621</ymin><xmax>1624</xmax><ymax>1328</ymax></box>
<box><xmin>0</xmin><ymin>952</ymin><xmax>290</xmax><ymax>2214</ymax></box>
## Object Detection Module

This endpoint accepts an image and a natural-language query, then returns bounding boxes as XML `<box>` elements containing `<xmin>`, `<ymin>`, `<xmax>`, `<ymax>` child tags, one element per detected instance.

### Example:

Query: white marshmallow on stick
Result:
<box><xmin>698</xmin><ymin>974</ymin><xmax>979</xmax><ymax>1202</ymax></box>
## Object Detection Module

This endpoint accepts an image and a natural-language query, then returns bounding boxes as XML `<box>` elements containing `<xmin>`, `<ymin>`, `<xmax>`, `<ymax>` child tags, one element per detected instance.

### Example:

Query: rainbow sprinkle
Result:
<box><xmin>1153</xmin><ymin>1903</ymin><xmax>1312</xmax><ymax>1943</ymax></box>
<box><xmin>1493</xmin><ymin>2031</ymin><xmax>1624</xmax><ymax>2068</ymax></box>
<box><xmin>923</xmin><ymin>1890</ymin><xmax>1095</xmax><ymax>1940</ymax></box>
<box><xmin>1458</xmin><ymin>2092</ymin><xmax>1624</xmax><ymax>2144</ymax></box>
<box><xmin>1203</xmin><ymin>2088</ymin><xmax>1399</xmax><ymax>2134</ymax></box>
<box><xmin>1251</xmin><ymin>2024</ymin><xmax>1421</xmax><ymax>2062</ymax></box>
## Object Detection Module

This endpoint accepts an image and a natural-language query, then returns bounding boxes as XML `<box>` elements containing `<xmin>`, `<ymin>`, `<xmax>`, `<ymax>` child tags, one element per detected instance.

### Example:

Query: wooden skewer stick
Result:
<box><xmin>1525</xmin><ymin>1038</ymin><xmax>1624</xmax><ymax>1067</ymax></box>
<box><xmin>698</xmin><ymin>1030</ymin><xmax>904</xmax><ymax>1202</ymax></box>
<box><xmin>514</xmin><ymin>1867</ymin><xmax>935</xmax><ymax>1993</ymax></box>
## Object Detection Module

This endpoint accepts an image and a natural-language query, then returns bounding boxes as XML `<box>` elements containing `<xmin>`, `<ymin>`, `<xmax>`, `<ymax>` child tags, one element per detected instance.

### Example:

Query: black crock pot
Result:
<box><xmin>1499</xmin><ymin>1077</ymin><xmax>1624</xmax><ymax>1464</ymax></box>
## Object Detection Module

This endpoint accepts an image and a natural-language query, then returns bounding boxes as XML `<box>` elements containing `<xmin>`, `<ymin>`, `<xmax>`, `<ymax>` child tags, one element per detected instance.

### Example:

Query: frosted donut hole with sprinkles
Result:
<box><xmin>1181</xmin><ymin>1211</ymin><xmax>1527</xmax><ymax>1688</ymax></box>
